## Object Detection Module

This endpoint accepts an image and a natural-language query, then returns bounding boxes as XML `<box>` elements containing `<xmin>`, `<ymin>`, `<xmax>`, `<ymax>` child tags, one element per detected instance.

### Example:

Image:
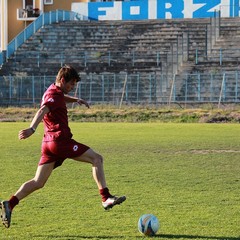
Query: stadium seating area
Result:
<box><xmin>1</xmin><ymin>17</ymin><xmax>240</xmax><ymax>104</ymax></box>
<box><xmin>0</xmin><ymin>18</ymin><xmax>219</xmax><ymax>76</ymax></box>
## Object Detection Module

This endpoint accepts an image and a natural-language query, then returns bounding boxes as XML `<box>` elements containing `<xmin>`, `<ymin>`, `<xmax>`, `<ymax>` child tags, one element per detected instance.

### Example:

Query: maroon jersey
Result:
<box><xmin>41</xmin><ymin>83</ymin><xmax>72</xmax><ymax>141</ymax></box>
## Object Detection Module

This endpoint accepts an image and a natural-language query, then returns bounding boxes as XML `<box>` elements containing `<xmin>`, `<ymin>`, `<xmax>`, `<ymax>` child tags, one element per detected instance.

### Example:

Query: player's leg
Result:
<box><xmin>14</xmin><ymin>161</ymin><xmax>55</xmax><ymax>200</ymax></box>
<box><xmin>73</xmin><ymin>148</ymin><xmax>126</xmax><ymax>210</ymax></box>
<box><xmin>1</xmin><ymin>162</ymin><xmax>55</xmax><ymax>228</ymax></box>
<box><xmin>73</xmin><ymin>148</ymin><xmax>106</xmax><ymax>189</ymax></box>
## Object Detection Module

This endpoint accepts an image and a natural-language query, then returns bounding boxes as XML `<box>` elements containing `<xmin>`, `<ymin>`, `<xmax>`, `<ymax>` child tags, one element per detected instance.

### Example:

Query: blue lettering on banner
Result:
<box><xmin>122</xmin><ymin>1</ymin><xmax>148</xmax><ymax>20</ymax></box>
<box><xmin>157</xmin><ymin>0</ymin><xmax>184</xmax><ymax>19</ymax></box>
<box><xmin>193</xmin><ymin>0</ymin><xmax>221</xmax><ymax>18</ymax></box>
<box><xmin>233</xmin><ymin>0</ymin><xmax>240</xmax><ymax>17</ymax></box>
<box><xmin>73</xmin><ymin>0</ymin><xmax>239</xmax><ymax>21</ymax></box>
<box><xmin>229</xmin><ymin>0</ymin><xmax>233</xmax><ymax>16</ymax></box>
<box><xmin>88</xmin><ymin>2</ymin><xmax>114</xmax><ymax>20</ymax></box>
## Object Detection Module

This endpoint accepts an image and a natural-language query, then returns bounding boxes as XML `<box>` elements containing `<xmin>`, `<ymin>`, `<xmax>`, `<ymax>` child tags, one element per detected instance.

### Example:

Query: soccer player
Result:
<box><xmin>0</xmin><ymin>65</ymin><xmax>126</xmax><ymax>228</ymax></box>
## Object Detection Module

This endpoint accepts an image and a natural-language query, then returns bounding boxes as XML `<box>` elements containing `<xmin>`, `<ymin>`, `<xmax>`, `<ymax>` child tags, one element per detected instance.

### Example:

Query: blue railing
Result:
<box><xmin>0</xmin><ymin>10</ymin><xmax>77</xmax><ymax>66</ymax></box>
<box><xmin>0</xmin><ymin>52</ymin><xmax>3</xmax><ymax>65</ymax></box>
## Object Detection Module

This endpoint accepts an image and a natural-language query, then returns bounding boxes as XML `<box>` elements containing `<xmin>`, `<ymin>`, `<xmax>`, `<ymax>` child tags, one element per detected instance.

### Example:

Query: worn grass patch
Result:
<box><xmin>1</xmin><ymin>105</ymin><xmax>240</xmax><ymax>123</ymax></box>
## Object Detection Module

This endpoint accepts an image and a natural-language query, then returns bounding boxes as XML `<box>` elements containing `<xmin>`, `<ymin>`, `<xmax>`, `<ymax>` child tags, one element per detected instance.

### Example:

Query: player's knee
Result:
<box><xmin>92</xmin><ymin>154</ymin><xmax>103</xmax><ymax>166</ymax></box>
<box><xmin>34</xmin><ymin>180</ymin><xmax>46</xmax><ymax>190</ymax></box>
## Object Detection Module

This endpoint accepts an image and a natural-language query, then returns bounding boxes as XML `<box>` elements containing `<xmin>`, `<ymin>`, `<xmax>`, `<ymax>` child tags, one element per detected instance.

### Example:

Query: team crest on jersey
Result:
<box><xmin>48</xmin><ymin>98</ymin><xmax>54</xmax><ymax>102</ymax></box>
<box><xmin>73</xmin><ymin>145</ymin><xmax>78</xmax><ymax>151</ymax></box>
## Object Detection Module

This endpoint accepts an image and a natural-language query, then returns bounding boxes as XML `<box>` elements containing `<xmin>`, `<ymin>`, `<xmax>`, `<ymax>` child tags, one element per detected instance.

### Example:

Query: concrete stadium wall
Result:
<box><xmin>72</xmin><ymin>0</ymin><xmax>240</xmax><ymax>21</ymax></box>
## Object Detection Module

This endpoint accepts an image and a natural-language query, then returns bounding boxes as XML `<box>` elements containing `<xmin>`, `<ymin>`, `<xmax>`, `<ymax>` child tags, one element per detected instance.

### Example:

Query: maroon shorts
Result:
<box><xmin>39</xmin><ymin>139</ymin><xmax>90</xmax><ymax>169</ymax></box>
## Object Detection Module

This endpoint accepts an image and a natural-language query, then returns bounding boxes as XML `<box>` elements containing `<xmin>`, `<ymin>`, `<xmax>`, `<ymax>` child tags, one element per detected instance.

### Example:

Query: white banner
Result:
<box><xmin>72</xmin><ymin>0</ymin><xmax>238</xmax><ymax>21</ymax></box>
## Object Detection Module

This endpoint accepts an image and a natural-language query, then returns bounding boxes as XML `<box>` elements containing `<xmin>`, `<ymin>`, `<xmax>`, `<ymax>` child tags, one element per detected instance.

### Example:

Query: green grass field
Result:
<box><xmin>0</xmin><ymin>122</ymin><xmax>239</xmax><ymax>240</ymax></box>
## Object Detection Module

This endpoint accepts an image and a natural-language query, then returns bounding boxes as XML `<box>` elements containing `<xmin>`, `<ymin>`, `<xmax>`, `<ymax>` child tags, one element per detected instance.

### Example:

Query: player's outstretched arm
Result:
<box><xmin>64</xmin><ymin>95</ymin><xmax>90</xmax><ymax>108</ymax></box>
<box><xmin>76</xmin><ymin>98</ymin><xmax>90</xmax><ymax>108</ymax></box>
<box><xmin>18</xmin><ymin>105</ymin><xmax>50</xmax><ymax>140</ymax></box>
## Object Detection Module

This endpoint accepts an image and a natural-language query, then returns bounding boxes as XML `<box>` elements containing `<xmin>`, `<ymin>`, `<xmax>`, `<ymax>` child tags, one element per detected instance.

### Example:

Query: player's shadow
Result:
<box><xmin>34</xmin><ymin>236</ymin><xmax>126</xmax><ymax>239</ymax></box>
<box><xmin>34</xmin><ymin>234</ymin><xmax>240</xmax><ymax>239</ymax></box>
<box><xmin>153</xmin><ymin>233</ymin><xmax>240</xmax><ymax>240</ymax></box>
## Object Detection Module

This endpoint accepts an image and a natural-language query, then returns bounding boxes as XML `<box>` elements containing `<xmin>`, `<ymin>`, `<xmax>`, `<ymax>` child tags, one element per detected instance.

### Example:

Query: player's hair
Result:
<box><xmin>56</xmin><ymin>65</ymin><xmax>81</xmax><ymax>83</ymax></box>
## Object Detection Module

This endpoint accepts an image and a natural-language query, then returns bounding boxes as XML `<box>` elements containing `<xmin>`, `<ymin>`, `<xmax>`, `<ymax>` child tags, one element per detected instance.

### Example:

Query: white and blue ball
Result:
<box><xmin>138</xmin><ymin>214</ymin><xmax>160</xmax><ymax>236</ymax></box>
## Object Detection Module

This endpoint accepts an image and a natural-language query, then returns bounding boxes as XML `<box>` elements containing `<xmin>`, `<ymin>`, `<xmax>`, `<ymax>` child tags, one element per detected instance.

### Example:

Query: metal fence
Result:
<box><xmin>1</xmin><ymin>72</ymin><xmax>239</xmax><ymax>107</ymax></box>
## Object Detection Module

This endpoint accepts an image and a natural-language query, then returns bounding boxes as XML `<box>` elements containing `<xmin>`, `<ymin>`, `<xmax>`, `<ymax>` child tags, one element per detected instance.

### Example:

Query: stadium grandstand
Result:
<box><xmin>0</xmin><ymin>1</ymin><xmax>240</xmax><ymax>106</ymax></box>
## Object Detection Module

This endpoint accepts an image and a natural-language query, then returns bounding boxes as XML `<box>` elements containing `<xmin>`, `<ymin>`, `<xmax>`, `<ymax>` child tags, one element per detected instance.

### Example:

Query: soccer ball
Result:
<box><xmin>138</xmin><ymin>214</ymin><xmax>160</xmax><ymax>236</ymax></box>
